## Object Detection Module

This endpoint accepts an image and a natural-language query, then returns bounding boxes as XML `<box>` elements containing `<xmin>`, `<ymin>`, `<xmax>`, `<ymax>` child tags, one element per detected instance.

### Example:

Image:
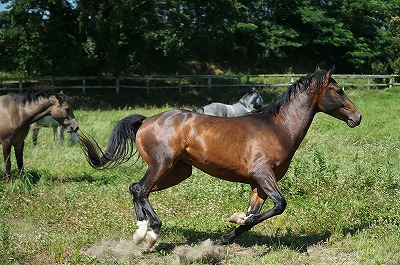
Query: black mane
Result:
<box><xmin>262</xmin><ymin>71</ymin><xmax>326</xmax><ymax>117</ymax></box>
<box><xmin>8</xmin><ymin>86</ymin><xmax>58</xmax><ymax>105</ymax></box>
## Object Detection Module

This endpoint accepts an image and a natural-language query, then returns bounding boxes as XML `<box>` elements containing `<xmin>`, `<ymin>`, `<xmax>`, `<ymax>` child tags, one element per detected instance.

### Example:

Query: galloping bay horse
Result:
<box><xmin>0</xmin><ymin>87</ymin><xmax>79</xmax><ymax>179</ymax></box>
<box><xmin>79</xmin><ymin>67</ymin><xmax>361</xmax><ymax>248</ymax></box>
<box><xmin>193</xmin><ymin>87</ymin><xmax>264</xmax><ymax>117</ymax></box>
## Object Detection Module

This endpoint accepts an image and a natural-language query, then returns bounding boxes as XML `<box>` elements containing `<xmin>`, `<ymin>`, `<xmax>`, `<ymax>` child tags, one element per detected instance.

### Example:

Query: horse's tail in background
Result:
<box><xmin>79</xmin><ymin>114</ymin><xmax>147</xmax><ymax>169</ymax></box>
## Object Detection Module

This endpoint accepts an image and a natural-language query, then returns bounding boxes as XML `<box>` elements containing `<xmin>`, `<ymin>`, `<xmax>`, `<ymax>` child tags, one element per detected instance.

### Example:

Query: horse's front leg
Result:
<box><xmin>2</xmin><ymin>141</ymin><xmax>12</xmax><ymax>180</ymax></box>
<box><xmin>228</xmin><ymin>185</ymin><xmax>266</xmax><ymax>224</ymax></box>
<box><xmin>217</xmin><ymin>171</ymin><xmax>286</xmax><ymax>245</ymax></box>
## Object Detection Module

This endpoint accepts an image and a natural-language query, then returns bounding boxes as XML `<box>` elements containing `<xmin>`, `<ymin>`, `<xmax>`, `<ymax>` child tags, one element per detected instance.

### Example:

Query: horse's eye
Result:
<box><xmin>336</xmin><ymin>89</ymin><xmax>344</xmax><ymax>96</ymax></box>
<box><xmin>65</xmin><ymin>108</ymin><xmax>70</xmax><ymax>113</ymax></box>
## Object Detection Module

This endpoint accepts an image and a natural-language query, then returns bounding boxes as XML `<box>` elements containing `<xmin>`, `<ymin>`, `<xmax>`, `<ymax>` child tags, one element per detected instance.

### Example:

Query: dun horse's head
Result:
<box><xmin>50</xmin><ymin>93</ymin><xmax>79</xmax><ymax>133</ymax></box>
<box><xmin>315</xmin><ymin>66</ymin><xmax>362</xmax><ymax>128</ymax></box>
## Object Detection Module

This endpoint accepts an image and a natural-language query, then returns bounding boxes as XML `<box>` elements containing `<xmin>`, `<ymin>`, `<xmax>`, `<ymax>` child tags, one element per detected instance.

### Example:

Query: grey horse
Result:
<box><xmin>193</xmin><ymin>88</ymin><xmax>263</xmax><ymax>117</ymax></box>
<box><xmin>31</xmin><ymin>116</ymin><xmax>78</xmax><ymax>146</ymax></box>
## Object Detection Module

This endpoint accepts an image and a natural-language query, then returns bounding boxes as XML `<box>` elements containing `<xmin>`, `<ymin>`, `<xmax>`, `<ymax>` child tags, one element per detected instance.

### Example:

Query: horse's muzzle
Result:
<box><xmin>347</xmin><ymin>113</ymin><xmax>362</xmax><ymax>128</ymax></box>
<box><xmin>66</xmin><ymin>119</ymin><xmax>79</xmax><ymax>133</ymax></box>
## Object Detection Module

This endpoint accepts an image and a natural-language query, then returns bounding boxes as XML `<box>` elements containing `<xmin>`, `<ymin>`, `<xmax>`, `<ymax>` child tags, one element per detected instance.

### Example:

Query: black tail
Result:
<box><xmin>79</xmin><ymin>114</ymin><xmax>147</xmax><ymax>169</ymax></box>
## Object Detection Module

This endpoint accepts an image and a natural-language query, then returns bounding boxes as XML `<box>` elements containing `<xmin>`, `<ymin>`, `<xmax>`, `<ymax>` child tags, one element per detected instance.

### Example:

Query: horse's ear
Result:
<box><xmin>315</xmin><ymin>64</ymin><xmax>322</xmax><ymax>72</ymax></box>
<box><xmin>326</xmin><ymin>65</ymin><xmax>335</xmax><ymax>78</ymax></box>
<box><xmin>55</xmin><ymin>94</ymin><xmax>64</xmax><ymax>104</ymax></box>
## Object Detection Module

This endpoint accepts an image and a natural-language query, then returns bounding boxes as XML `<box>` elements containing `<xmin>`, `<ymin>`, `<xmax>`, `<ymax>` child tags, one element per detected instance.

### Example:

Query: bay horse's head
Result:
<box><xmin>50</xmin><ymin>92</ymin><xmax>79</xmax><ymax>133</ymax></box>
<box><xmin>314</xmin><ymin>66</ymin><xmax>362</xmax><ymax>128</ymax></box>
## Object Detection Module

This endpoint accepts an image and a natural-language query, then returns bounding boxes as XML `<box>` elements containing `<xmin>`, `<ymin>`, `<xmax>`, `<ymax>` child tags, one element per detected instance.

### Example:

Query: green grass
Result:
<box><xmin>1</xmin><ymin>88</ymin><xmax>400</xmax><ymax>264</ymax></box>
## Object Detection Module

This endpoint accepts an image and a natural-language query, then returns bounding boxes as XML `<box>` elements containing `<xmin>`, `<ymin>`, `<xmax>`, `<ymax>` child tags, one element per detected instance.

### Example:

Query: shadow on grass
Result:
<box><xmin>57</xmin><ymin>173</ymin><xmax>116</xmax><ymax>185</ymax></box>
<box><xmin>155</xmin><ymin>223</ymin><xmax>374</xmax><ymax>254</ymax></box>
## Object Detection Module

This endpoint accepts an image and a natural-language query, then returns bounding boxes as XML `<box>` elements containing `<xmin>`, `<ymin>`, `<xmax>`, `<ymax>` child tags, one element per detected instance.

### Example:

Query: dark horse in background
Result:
<box><xmin>79</xmin><ymin>67</ymin><xmax>361</xmax><ymax>248</ymax></box>
<box><xmin>193</xmin><ymin>87</ymin><xmax>264</xmax><ymax>117</ymax></box>
<box><xmin>0</xmin><ymin>87</ymin><xmax>79</xmax><ymax>179</ymax></box>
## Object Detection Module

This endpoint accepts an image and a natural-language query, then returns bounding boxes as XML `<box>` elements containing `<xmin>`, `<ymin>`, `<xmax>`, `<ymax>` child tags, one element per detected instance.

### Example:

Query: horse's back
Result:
<box><xmin>199</xmin><ymin>103</ymin><xmax>229</xmax><ymax>117</ymax></box>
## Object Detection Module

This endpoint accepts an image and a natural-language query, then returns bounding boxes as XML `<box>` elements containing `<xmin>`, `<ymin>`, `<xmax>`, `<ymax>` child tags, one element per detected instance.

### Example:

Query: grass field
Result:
<box><xmin>1</xmin><ymin>87</ymin><xmax>400</xmax><ymax>264</ymax></box>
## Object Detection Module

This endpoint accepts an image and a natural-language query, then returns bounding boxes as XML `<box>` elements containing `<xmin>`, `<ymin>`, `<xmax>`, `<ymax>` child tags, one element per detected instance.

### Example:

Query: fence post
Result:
<box><xmin>82</xmin><ymin>79</ymin><xmax>86</xmax><ymax>94</ymax></box>
<box><xmin>116</xmin><ymin>78</ymin><xmax>120</xmax><ymax>94</ymax></box>
<box><xmin>208</xmin><ymin>77</ymin><xmax>211</xmax><ymax>90</ymax></box>
<box><xmin>389</xmin><ymin>76</ymin><xmax>393</xmax><ymax>89</ymax></box>
<box><xmin>19</xmin><ymin>80</ymin><xmax>23</xmax><ymax>92</ymax></box>
<box><xmin>264</xmin><ymin>76</ymin><xmax>267</xmax><ymax>87</ymax></box>
<box><xmin>368</xmin><ymin>77</ymin><xmax>371</xmax><ymax>89</ymax></box>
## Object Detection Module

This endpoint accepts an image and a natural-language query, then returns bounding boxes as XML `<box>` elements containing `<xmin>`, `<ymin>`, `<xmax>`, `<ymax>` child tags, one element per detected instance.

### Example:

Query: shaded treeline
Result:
<box><xmin>0</xmin><ymin>0</ymin><xmax>399</xmax><ymax>76</ymax></box>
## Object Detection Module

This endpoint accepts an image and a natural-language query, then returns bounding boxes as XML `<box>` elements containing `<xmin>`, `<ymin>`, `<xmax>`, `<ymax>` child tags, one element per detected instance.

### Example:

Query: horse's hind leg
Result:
<box><xmin>129</xmin><ymin>166</ymin><xmax>166</xmax><ymax>248</ymax></box>
<box><xmin>14</xmin><ymin>141</ymin><xmax>25</xmax><ymax>176</ymax></box>
<box><xmin>129</xmin><ymin>161</ymin><xmax>192</xmax><ymax>248</ymax></box>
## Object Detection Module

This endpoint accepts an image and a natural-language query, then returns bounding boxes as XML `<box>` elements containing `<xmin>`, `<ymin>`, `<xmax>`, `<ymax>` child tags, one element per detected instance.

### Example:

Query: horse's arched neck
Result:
<box><xmin>20</xmin><ymin>98</ymin><xmax>55</xmax><ymax>124</ymax></box>
<box><xmin>275</xmin><ymin>91</ymin><xmax>318</xmax><ymax>147</ymax></box>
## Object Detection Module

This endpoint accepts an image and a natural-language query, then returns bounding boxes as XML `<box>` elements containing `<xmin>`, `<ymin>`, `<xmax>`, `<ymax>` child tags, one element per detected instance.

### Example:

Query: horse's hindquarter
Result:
<box><xmin>136</xmin><ymin>110</ymin><xmax>293</xmax><ymax>183</ymax></box>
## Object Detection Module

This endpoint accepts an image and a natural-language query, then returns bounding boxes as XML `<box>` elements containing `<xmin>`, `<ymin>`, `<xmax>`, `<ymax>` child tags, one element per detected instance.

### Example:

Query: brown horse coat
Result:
<box><xmin>80</xmin><ymin>67</ymin><xmax>362</xmax><ymax>247</ymax></box>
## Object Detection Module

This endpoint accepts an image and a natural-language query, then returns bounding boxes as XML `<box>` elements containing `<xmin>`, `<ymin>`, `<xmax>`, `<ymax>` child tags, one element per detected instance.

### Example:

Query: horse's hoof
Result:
<box><xmin>132</xmin><ymin>230</ymin><xmax>145</xmax><ymax>245</ymax></box>
<box><xmin>132</xmin><ymin>220</ymin><xmax>148</xmax><ymax>245</ymax></box>
<box><xmin>146</xmin><ymin>230</ymin><xmax>158</xmax><ymax>248</ymax></box>
<box><xmin>228</xmin><ymin>212</ymin><xmax>246</xmax><ymax>225</ymax></box>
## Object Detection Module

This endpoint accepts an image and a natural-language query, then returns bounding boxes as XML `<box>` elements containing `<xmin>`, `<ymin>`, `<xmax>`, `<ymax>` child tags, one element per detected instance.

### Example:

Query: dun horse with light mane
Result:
<box><xmin>0</xmin><ymin>87</ymin><xmax>79</xmax><ymax>179</ymax></box>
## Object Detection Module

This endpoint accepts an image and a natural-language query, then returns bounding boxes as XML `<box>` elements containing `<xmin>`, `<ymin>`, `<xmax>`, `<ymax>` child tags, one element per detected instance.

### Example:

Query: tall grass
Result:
<box><xmin>0</xmin><ymin>88</ymin><xmax>399</xmax><ymax>264</ymax></box>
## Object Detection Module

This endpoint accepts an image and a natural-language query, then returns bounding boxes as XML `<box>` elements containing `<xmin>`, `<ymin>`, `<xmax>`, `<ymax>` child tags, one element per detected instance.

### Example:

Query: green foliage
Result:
<box><xmin>1</xmin><ymin>0</ymin><xmax>400</xmax><ymax>75</ymax></box>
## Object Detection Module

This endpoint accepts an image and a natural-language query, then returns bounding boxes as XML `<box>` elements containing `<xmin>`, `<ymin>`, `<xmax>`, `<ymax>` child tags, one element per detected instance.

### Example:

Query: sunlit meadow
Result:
<box><xmin>0</xmin><ymin>87</ymin><xmax>399</xmax><ymax>264</ymax></box>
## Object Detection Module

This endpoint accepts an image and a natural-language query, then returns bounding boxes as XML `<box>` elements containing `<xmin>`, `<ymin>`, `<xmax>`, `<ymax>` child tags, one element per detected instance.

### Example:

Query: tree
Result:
<box><xmin>1</xmin><ymin>0</ymin><xmax>399</xmax><ymax>75</ymax></box>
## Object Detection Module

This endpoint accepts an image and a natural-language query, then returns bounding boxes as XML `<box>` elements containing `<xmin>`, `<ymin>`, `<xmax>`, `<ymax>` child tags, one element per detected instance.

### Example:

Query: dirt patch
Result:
<box><xmin>83</xmin><ymin>238</ymin><xmax>229</xmax><ymax>264</ymax></box>
<box><xmin>172</xmin><ymin>239</ymin><xmax>225</xmax><ymax>264</ymax></box>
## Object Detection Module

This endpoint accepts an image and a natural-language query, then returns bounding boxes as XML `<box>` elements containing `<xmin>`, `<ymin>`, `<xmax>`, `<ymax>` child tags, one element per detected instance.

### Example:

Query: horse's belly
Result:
<box><xmin>185</xmin><ymin>158</ymin><xmax>253</xmax><ymax>184</ymax></box>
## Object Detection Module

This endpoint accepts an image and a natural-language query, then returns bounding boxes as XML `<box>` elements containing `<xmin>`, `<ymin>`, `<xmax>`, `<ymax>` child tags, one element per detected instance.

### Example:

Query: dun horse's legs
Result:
<box><xmin>2</xmin><ymin>142</ymin><xmax>12</xmax><ymax>179</ymax></box>
<box><xmin>14</xmin><ymin>142</ymin><xmax>25</xmax><ymax>174</ymax></box>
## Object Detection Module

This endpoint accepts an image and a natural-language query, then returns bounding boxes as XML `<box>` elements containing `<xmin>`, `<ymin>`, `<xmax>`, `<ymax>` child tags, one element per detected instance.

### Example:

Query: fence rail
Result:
<box><xmin>1</xmin><ymin>74</ymin><xmax>399</xmax><ymax>94</ymax></box>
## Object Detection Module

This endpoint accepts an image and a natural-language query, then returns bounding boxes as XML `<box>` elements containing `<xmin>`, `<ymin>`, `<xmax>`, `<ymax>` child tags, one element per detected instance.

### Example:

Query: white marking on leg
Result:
<box><xmin>146</xmin><ymin>230</ymin><xmax>159</xmax><ymax>248</ymax></box>
<box><xmin>132</xmin><ymin>220</ymin><xmax>148</xmax><ymax>245</ymax></box>
<box><xmin>247</xmin><ymin>206</ymin><xmax>252</xmax><ymax>213</ymax></box>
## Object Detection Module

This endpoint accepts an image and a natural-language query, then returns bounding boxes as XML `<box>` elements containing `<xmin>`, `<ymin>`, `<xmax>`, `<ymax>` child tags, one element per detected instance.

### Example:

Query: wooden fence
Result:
<box><xmin>1</xmin><ymin>74</ymin><xmax>399</xmax><ymax>94</ymax></box>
